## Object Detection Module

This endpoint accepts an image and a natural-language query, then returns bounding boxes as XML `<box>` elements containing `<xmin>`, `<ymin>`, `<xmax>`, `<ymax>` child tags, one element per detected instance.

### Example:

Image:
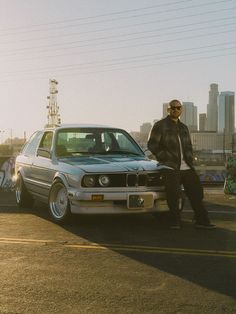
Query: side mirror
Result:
<box><xmin>37</xmin><ymin>148</ymin><xmax>51</xmax><ymax>158</ymax></box>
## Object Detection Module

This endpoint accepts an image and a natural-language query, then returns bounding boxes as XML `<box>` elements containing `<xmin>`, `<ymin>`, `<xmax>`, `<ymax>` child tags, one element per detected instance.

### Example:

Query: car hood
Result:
<box><xmin>60</xmin><ymin>155</ymin><xmax>168</xmax><ymax>173</ymax></box>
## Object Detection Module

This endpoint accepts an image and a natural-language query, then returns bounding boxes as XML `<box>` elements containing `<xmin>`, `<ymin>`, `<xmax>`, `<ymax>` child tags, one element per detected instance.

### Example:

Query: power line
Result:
<box><xmin>3</xmin><ymin>42</ymin><xmax>236</xmax><ymax>74</ymax></box>
<box><xmin>1</xmin><ymin>20</ymin><xmax>236</xmax><ymax>57</ymax></box>
<box><xmin>1</xmin><ymin>41</ymin><xmax>235</xmax><ymax>76</ymax></box>
<box><xmin>1</xmin><ymin>27</ymin><xmax>236</xmax><ymax>64</ymax></box>
<box><xmin>1</xmin><ymin>45</ymin><xmax>236</xmax><ymax>79</ymax></box>
<box><xmin>0</xmin><ymin>49</ymin><xmax>235</xmax><ymax>84</ymax></box>
<box><xmin>0</xmin><ymin>0</ymin><xmax>233</xmax><ymax>36</ymax></box>
<box><xmin>0</xmin><ymin>0</ymin><xmax>194</xmax><ymax>32</ymax></box>
<box><xmin>1</xmin><ymin>11</ymin><xmax>236</xmax><ymax>45</ymax></box>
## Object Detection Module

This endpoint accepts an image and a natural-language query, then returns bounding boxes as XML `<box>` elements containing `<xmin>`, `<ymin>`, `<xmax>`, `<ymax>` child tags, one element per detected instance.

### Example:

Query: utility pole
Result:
<box><xmin>223</xmin><ymin>128</ymin><xmax>226</xmax><ymax>163</ymax></box>
<box><xmin>45</xmin><ymin>79</ymin><xmax>61</xmax><ymax>128</ymax></box>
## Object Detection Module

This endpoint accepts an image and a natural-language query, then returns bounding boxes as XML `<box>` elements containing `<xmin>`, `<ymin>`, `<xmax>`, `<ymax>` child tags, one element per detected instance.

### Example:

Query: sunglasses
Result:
<box><xmin>170</xmin><ymin>106</ymin><xmax>182</xmax><ymax>110</ymax></box>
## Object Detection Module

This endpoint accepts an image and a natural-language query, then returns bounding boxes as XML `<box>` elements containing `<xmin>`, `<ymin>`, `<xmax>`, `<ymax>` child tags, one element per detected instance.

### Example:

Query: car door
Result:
<box><xmin>31</xmin><ymin>131</ymin><xmax>56</xmax><ymax>199</ymax></box>
<box><xmin>17</xmin><ymin>131</ymin><xmax>44</xmax><ymax>190</ymax></box>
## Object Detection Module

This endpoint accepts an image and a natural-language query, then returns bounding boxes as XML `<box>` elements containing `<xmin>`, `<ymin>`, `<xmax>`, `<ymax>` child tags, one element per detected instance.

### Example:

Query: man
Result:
<box><xmin>148</xmin><ymin>99</ymin><xmax>216</xmax><ymax>229</ymax></box>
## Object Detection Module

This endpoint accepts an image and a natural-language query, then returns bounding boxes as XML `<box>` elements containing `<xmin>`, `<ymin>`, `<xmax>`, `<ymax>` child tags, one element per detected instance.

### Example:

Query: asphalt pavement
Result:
<box><xmin>0</xmin><ymin>188</ymin><xmax>236</xmax><ymax>314</ymax></box>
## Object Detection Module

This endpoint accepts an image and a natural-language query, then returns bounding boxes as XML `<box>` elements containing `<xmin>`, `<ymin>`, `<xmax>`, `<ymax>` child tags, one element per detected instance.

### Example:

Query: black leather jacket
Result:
<box><xmin>147</xmin><ymin>115</ymin><xmax>194</xmax><ymax>170</ymax></box>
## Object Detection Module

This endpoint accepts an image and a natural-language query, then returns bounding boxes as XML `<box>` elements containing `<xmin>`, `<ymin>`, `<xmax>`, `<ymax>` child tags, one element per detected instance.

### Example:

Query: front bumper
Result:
<box><xmin>67</xmin><ymin>189</ymin><xmax>169</xmax><ymax>214</ymax></box>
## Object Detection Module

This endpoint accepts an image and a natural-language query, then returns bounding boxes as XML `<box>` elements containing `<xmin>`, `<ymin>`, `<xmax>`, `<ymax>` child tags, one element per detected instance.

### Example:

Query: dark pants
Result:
<box><xmin>162</xmin><ymin>169</ymin><xmax>210</xmax><ymax>224</ymax></box>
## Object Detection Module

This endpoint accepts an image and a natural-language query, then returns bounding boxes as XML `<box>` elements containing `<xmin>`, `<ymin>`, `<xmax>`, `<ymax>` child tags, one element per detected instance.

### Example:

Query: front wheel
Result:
<box><xmin>48</xmin><ymin>181</ymin><xmax>71</xmax><ymax>224</ymax></box>
<box><xmin>15</xmin><ymin>173</ymin><xmax>34</xmax><ymax>208</ymax></box>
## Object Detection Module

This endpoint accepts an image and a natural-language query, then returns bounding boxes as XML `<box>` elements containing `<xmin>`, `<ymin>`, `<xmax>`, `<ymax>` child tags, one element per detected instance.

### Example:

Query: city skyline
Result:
<box><xmin>0</xmin><ymin>0</ymin><xmax>235</xmax><ymax>140</ymax></box>
<box><xmin>160</xmin><ymin>84</ymin><xmax>235</xmax><ymax>133</ymax></box>
<box><xmin>0</xmin><ymin>81</ymin><xmax>235</xmax><ymax>143</ymax></box>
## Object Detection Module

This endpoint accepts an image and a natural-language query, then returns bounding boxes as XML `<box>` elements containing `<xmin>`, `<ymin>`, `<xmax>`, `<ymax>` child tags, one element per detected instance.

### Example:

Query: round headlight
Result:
<box><xmin>98</xmin><ymin>175</ymin><xmax>110</xmax><ymax>187</ymax></box>
<box><xmin>83</xmin><ymin>175</ymin><xmax>96</xmax><ymax>187</ymax></box>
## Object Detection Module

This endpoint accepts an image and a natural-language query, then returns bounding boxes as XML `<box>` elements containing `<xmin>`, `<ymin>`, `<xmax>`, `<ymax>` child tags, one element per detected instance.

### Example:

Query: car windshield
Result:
<box><xmin>55</xmin><ymin>128</ymin><xmax>144</xmax><ymax>157</ymax></box>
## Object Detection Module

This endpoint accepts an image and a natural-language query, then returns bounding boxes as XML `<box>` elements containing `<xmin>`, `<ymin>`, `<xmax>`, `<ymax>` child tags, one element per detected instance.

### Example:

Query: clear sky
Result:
<box><xmin>0</xmin><ymin>0</ymin><xmax>235</xmax><ymax>141</ymax></box>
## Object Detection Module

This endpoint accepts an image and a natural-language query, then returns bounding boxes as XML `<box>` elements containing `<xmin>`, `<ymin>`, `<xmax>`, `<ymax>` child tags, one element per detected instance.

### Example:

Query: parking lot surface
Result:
<box><xmin>0</xmin><ymin>189</ymin><xmax>236</xmax><ymax>314</ymax></box>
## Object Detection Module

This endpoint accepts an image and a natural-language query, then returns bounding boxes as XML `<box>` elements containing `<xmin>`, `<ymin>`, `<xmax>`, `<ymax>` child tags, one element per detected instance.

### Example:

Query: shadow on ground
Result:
<box><xmin>1</xmin><ymin>191</ymin><xmax>236</xmax><ymax>299</ymax></box>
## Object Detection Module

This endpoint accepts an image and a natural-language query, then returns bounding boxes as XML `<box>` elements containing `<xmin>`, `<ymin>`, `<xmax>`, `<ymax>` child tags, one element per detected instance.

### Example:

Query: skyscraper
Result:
<box><xmin>218</xmin><ymin>91</ymin><xmax>235</xmax><ymax>134</ymax></box>
<box><xmin>199</xmin><ymin>113</ymin><xmax>207</xmax><ymax>131</ymax></box>
<box><xmin>140</xmin><ymin>122</ymin><xmax>152</xmax><ymax>134</ymax></box>
<box><xmin>207</xmin><ymin>83</ymin><xmax>219</xmax><ymax>132</ymax></box>
<box><xmin>181</xmin><ymin>102</ymin><xmax>198</xmax><ymax>132</ymax></box>
<box><xmin>162</xmin><ymin>102</ymin><xmax>169</xmax><ymax>118</ymax></box>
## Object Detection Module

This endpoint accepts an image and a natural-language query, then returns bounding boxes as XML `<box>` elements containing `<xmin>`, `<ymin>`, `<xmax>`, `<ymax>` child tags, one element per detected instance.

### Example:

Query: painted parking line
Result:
<box><xmin>1</xmin><ymin>237</ymin><xmax>236</xmax><ymax>258</ymax></box>
<box><xmin>67</xmin><ymin>243</ymin><xmax>236</xmax><ymax>258</ymax></box>
<box><xmin>0</xmin><ymin>237</ymin><xmax>56</xmax><ymax>245</ymax></box>
<box><xmin>184</xmin><ymin>210</ymin><xmax>236</xmax><ymax>215</ymax></box>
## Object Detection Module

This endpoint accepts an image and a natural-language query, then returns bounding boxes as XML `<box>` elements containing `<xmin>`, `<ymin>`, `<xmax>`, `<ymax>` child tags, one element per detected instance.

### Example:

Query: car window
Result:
<box><xmin>102</xmin><ymin>131</ymin><xmax>143</xmax><ymax>155</ymax></box>
<box><xmin>39</xmin><ymin>132</ymin><xmax>53</xmax><ymax>150</ymax></box>
<box><xmin>56</xmin><ymin>131</ymin><xmax>99</xmax><ymax>155</ymax></box>
<box><xmin>56</xmin><ymin>128</ymin><xmax>143</xmax><ymax>156</ymax></box>
<box><xmin>112</xmin><ymin>132</ymin><xmax>136</xmax><ymax>151</ymax></box>
<box><xmin>21</xmin><ymin>131</ymin><xmax>43</xmax><ymax>157</ymax></box>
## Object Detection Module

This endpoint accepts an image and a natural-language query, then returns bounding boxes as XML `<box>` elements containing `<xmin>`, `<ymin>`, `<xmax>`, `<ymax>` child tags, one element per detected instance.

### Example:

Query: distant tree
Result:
<box><xmin>3</xmin><ymin>137</ymin><xmax>25</xmax><ymax>145</ymax></box>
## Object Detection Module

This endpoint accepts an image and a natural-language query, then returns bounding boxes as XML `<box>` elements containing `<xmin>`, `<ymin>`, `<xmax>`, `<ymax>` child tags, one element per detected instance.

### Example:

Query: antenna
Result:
<box><xmin>45</xmin><ymin>79</ymin><xmax>61</xmax><ymax>128</ymax></box>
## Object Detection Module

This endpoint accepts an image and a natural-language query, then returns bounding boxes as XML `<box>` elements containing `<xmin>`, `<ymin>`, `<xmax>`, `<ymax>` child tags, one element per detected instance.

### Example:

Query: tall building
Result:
<box><xmin>181</xmin><ymin>102</ymin><xmax>198</xmax><ymax>132</ymax></box>
<box><xmin>199</xmin><ymin>113</ymin><xmax>207</xmax><ymax>131</ymax></box>
<box><xmin>162</xmin><ymin>102</ymin><xmax>169</xmax><ymax>118</ymax></box>
<box><xmin>140</xmin><ymin>122</ymin><xmax>152</xmax><ymax>134</ymax></box>
<box><xmin>218</xmin><ymin>91</ymin><xmax>235</xmax><ymax>134</ymax></box>
<box><xmin>207</xmin><ymin>83</ymin><xmax>219</xmax><ymax>131</ymax></box>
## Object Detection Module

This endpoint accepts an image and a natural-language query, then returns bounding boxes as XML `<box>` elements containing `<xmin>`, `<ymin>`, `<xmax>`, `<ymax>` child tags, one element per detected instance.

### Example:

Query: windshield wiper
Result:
<box><xmin>105</xmin><ymin>150</ymin><xmax>142</xmax><ymax>156</ymax></box>
<box><xmin>58</xmin><ymin>150</ymin><xmax>142</xmax><ymax>156</ymax></box>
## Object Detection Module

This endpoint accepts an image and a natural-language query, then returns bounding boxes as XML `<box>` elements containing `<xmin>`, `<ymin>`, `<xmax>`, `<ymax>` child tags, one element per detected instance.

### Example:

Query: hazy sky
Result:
<box><xmin>0</xmin><ymin>0</ymin><xmax>235</xmax><ymax>140</ymax></box>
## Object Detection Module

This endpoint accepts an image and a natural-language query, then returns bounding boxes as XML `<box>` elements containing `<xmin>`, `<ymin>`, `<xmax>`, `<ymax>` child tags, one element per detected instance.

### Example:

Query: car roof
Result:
<box><xmin>44</xmin><ymin>123</ymin><xmax>121</xmax><ymax>131</ymax></box>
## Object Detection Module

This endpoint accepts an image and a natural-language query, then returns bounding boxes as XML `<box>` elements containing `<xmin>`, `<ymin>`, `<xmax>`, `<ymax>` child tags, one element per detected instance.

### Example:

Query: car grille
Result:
<box><xmin>82</xmin><ymin>172</ymin><xmax>164</xmax><ymax>187</ymax></box>
<box><xmin>127</xmin><ymin>173</ymin><xmax>164</xmax><ymax>187</ymax></box>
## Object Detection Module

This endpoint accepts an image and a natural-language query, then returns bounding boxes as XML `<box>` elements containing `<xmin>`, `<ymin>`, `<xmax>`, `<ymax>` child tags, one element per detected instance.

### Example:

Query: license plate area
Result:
<box><xmin>128</xmin><ymin>194</ymin><xmax>154</xmax><ymax>209</ymax></box>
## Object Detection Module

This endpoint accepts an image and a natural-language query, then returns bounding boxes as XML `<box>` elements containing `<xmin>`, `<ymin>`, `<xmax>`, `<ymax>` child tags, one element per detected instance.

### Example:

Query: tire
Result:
<box><xmin>15</xmin><ymin>173</ymin><xmax>34</xmax><ymax>208</ymax></box>
<box><xmin>48</xmin><ymin>180</ymin><xmax>71</xmax><ymax>224</ymax></box>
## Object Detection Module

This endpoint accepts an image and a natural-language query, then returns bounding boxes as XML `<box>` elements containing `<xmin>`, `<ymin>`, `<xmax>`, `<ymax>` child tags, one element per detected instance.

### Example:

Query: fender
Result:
<box><xmin>53</xmin><ymin>172</ymin><xmax>69</xmax><ymax>189</ymax></box>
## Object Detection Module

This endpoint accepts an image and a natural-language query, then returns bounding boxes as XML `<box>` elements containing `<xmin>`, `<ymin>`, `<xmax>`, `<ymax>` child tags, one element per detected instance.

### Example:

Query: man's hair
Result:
<box><xmin>168</xmin><ymin>99</ymin><xmax>182</xmax><ymax>108</ymax></box>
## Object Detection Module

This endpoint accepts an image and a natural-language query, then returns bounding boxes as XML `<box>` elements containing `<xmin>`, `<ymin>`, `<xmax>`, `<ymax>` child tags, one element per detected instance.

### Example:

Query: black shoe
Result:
<box><xmin>195</xmin><ymin>222</ymin><xmax>216</xmax><ymax>229</ymax></box>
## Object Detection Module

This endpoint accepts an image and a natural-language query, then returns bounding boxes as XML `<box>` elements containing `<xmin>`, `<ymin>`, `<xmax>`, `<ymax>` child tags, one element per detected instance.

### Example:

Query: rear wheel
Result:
<box><xmin>48</xmin><ymin>181</ymin><xmax>71</xmax><ymax>224</ymax></box>
<box><xmin>15</xmin><ymin>173</ymin><xmax>34</xmax><ymax>208</ymax></box>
